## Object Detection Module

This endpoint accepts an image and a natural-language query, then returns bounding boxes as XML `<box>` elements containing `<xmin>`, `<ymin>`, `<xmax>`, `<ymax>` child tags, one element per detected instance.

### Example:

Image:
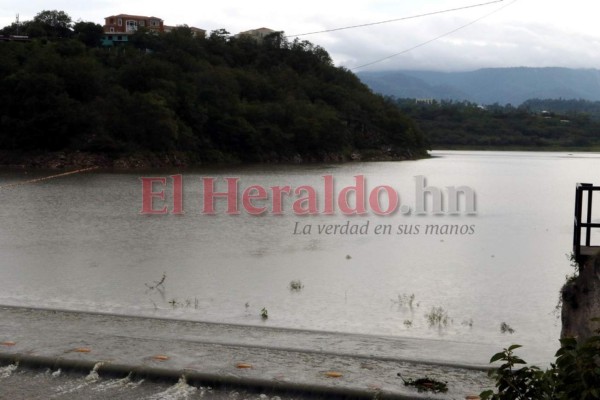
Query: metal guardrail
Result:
<box><xmin>573</xmin><ymin>183</ymin><xmax>600</xmax><ymax>265</ymax></box>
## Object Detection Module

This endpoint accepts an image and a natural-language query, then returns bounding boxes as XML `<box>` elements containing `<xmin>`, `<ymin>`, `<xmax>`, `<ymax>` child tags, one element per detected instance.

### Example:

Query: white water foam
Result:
<box><xmin>51</xmin><ymin>362</ymin><xmax>104</xmax><ymax>397</ymax></box>
<box><xmin>91</xmin><ymin>372</ymin><xmax>144</xmax><ymax>392</ymax></box>
<box><xmin>146</xmin><ymin>376</ymin><xmax>198</xmax><ymax>400</ymax></box>
<box><xmin>0</xmin><ymin>363</ymin><xmax>18</xmax><ymax>378</ymax></box>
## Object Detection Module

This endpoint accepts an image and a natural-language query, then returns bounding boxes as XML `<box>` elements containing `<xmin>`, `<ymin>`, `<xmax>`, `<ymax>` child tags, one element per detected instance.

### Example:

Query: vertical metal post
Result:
<box><xmin>574</xmin><ymin>184</ymin><xmax>583</xmax><ymax>261</ymax></box>
<box><xmin>587</xmin><ymin>187</ymin><xmax>593</xmax><ymax>246</ymax></box>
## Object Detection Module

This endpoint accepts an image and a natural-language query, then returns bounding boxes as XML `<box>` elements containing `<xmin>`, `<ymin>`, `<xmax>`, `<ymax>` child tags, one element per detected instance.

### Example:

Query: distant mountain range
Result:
<box><xmin>357</xmin><ymin>67</ymin><xmax>600</xmax><ymax>106</ymax></box>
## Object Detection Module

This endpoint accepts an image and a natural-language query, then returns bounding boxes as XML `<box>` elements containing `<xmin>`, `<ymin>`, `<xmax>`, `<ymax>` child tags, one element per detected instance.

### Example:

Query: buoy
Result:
<box><xmin>1</xmin><ymin>341</ymin><xmax>16</xmax><ymax>346</ymax></box>
<box><xmin>74</xmin><ymin>347</ymin><xmax>91</xmax><ymax>353</ymax></box>
<box><xmin>153</xmin><ymin>355</ymin><xmax>169</xmax><ymax>361</ymax></box>
<box><xmin>325</xmin><ymin>371</ymin><xmax>343</xmax><ymax>378</ymax></box>
<box><xmin>236</xmin><ymin>363</ymin><xmax>253</xmax><ymax>369</ymax></box>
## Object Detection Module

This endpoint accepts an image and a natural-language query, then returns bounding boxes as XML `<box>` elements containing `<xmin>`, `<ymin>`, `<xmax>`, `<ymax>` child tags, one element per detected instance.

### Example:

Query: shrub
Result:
<box><xmin>481</xmin><ymin>330</ymin><xmax>600</xmax><ymax>399</ymax></box>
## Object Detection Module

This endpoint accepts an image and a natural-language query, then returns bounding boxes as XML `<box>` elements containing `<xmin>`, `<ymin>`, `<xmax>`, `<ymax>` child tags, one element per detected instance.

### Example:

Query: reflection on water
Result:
<box><xmin>1</xmin><ymin>151</ymin><xmax>599</xmax><ymax>364</ymax></box>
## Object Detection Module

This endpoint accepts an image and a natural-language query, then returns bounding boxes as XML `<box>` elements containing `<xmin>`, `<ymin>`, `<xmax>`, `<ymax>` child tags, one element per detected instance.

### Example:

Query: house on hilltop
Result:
<box><xmin>236</xmin><ymin>27</ymin><xmax>277</xmax><ymax>42</ymax></box>
<box><xmin>164</xmin><ymin>25</ymin><xmax>206</xmax><ymax>37</ymax></box>
<box><xmin>102</xmin><ymin>14</ymin><xmax>164</xmax><ymax>46</ymax></box>
<box><xmin>104</xmin><ymin>14</ymin><xmax>164</xmax><ymax>34</ymax></box>
<box><xmin>101</xmin><ymin>14</ymin><xmax>205</xmax><ymax>46</ymax></box>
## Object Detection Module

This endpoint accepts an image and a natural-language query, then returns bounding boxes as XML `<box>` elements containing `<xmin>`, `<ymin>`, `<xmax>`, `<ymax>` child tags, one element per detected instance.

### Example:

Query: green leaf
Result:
<box><xmin>490</xmin><ymin>352</ymin><xmax>505</xmax><ymax>363</ymax></box>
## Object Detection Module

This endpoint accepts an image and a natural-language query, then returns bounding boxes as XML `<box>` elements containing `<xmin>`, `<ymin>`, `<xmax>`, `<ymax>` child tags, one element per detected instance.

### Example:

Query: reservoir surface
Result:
<box><xmin>1</xmin><ymin>150</ymin><xmax>596</xmax><ymax>365</ymax></box>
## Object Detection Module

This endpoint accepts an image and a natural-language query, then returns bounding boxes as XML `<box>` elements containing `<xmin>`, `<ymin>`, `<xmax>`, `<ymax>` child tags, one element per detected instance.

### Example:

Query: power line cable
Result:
<box><xmin>285</xmin><ymin>0</ymin><xmax>504</xmax><ymax>38</ymax></box>
<box><xmin>351</xmin><ymin>0</ymin><xmax>519</xmax><ymax>70</ymax></box>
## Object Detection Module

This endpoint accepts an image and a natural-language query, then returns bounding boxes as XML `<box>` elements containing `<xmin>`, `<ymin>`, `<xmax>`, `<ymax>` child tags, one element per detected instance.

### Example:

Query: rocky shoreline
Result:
<box><xmin>0</xmin><ymin>151</ymin><xmax>189</xmax><ymax>170</ymax></box>
<box><xmin>0</xmin><ymin>149</ymin><xmax>425</xmax><ymax>170</ymax></box>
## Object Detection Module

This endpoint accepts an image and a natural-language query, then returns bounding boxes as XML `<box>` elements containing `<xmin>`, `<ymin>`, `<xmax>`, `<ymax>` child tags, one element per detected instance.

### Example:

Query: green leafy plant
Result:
<box><xmin>553</xmin><ymin>333</ymin><xmax>600</xmax><ymax>399</ymax></box>
<box><xmin>480</xmin><ymin>345</ymin><xmax>552</xmax><ymax>400</ymax></box>
<box><xmin>563</xmin><ymin>252</ymin><xmax>580</xmax><ymax>288</ymax></box>
<box><xmin>555</xmin><ymin>252</ymin><xmax>582</xmax><ymax>317</ymax></box>
<box><xmin>481</xmin><ymin>327</ymin><xmax>600</xmax><ymax>400</ymax></box>
<box><xmin>289</xmin><ymin>280</ymin><xmax>304</xmax><ymax>291</ymax></box>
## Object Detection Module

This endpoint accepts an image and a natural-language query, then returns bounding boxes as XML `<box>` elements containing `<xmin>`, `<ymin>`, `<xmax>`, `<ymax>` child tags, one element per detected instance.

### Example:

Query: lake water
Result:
<box><xmin>1</xmin><ymin>151</ymin><xmax>598</xmax><ymax>366</ymax></box>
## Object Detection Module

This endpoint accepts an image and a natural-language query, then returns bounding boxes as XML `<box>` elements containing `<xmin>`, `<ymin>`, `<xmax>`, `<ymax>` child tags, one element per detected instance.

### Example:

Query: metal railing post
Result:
<box><xmin>574</xmin><ymin>183</ymin><xmax>594</xmax><ymax>265</ymax></box>
<box><xmin>574</xmin><ymin>184</ymin><xmax>583</xmax><ymax>262</ymax></box>
<box><xmin>587</xmin><ymin>187</ymin><xmax>593</xmax><ymax>246</ymax></box>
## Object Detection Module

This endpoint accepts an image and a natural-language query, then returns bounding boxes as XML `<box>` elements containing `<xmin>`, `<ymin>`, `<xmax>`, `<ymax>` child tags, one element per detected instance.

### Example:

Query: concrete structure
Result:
<box><xmin>163</xmin><ymin>25</ymin><xmax>206</xmax><ymax>38</ymax></box>
<box><xmin>236</xmin><ymin>27</ymin><xmax>277</xmax><ymax>42</ymax></box>
<box><xmin>0</xmin><ymin>35</ymin><xmax>30</xmax><ymax>42</ymax></box>
<box><xmin>101</xmin><ymin>33</ymin><xmax>130</xmax><ymax>46</ymax></box>
<box><xmin>0</xmin><ymin>305</ymin><xmax>493</xmax><ymax>399</ymax></box>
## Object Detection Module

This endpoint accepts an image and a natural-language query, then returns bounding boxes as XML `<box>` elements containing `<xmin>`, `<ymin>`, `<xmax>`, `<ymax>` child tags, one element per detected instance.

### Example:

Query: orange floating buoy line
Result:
<box><xmin>0</xmin><ymin>166</ymin><xmax>99</xmax><ymax>189</ymax></box>
<box><xmin>74</xmin><ymin>347</ymin><xmax>91</xmax><ymax>353</ymax></box>
<box><xmin>236</xmin><ymin>363</ymin><xmax>253</xmax><ymax>369</ymax></box>
<box><xmin>153</xmin><ymin>355</ymin><xmax>170</xmax><ymax>361</ymax></box>
<box><xmin>324</xmin><ymin>371</ymin><xmax>343</xmax><ymax>378</ymax></box>
<box><xmin>1</xmin><ymin>341</ymin><xmax>16</xmax><ymax>346</ymax></box>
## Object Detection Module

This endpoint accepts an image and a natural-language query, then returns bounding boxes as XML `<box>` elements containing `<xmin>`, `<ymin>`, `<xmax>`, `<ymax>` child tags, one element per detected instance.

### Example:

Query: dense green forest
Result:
<box><xmin>396</xmin><ymin>98</ymin><xmax>600</xmax><ymax>149</ymax></box>
<box><xmin>521</xmin><ymin>98</ymin><xmax>600</xmax><ymax>121</ymax></box>
<box><xmin>0</xmin><ymin>11</ymin><xmax>428</xmax><ymax>165</ymax></box>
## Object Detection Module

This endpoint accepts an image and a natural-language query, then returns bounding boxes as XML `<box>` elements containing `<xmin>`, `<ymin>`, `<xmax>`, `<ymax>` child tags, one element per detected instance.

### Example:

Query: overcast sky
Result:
<box><xmin>1</xmin><ymin>0</ymin><xmax>599</xmax><ymax>72</ymax></box>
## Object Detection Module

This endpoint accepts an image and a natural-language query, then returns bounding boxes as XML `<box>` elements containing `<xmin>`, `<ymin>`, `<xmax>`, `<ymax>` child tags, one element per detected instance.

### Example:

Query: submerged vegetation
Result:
<box><xmin>0</xmin><ymin>10</ymin><xmax>428</xmax><ymax>166</ymax></box>
<box><xmin>260</xmin><ymin>307</ymin><xmax>269</xmax><ymax>319</ymax></box>
<box><xmin>398</xmin><ymin>373</ymin><xmax>448</xmax><ymax>394</ymax></box>
<box><xmin>500</xmin><ymin>322</ymin><xmax>515</xmax><ymax>334</ymax></box>
<box><xmin>392</xmin><ymin>293</ymin><xmax>417</xmax><ymax>309</ymax></box>
<box><xmin>425</xmin><ymin>306</ymin><xmax>451</xmax><ymax>328</ymax></box>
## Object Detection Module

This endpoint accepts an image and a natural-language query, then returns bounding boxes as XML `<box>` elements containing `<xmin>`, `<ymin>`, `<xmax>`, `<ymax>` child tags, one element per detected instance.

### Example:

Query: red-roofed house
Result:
<box><xmin>104</xmin><ymin>14</ymin><xmax>164</xmax><ymax>34</ymax></box>
<box><xmin>102</xmin><ymin>14</ymin><xmax>164</xmax><ymax>46</ymax></box>
<box><xmin>101</xmin><ymin>14</ymin><xmax>206</xmax><ymax>46</ymax></box>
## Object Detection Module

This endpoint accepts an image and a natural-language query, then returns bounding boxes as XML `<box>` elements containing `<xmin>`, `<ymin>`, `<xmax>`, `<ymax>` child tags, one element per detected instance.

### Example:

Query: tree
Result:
<box><xmin>0</xmin><ymin>22</ymin><xmax>21</xmax><ymax>36</ymax></box>
<box><xmin>209</xmin><ymin>28</ymin><xmax>230</xmax><ymax>42</ymax></box>
<box><xmin>32</xmin><ymin>10</ymin><xmax>73</xmax><ymax>38</ymax></box>
<box><xmin>0</xmin><ymin>11</ymin><xmax>429</xmax><ymax>162</ymax></box>
<box><xmin>73</xmin><ymin>21</ymin><xmax>103</xmax><ymax>47</ymax></box>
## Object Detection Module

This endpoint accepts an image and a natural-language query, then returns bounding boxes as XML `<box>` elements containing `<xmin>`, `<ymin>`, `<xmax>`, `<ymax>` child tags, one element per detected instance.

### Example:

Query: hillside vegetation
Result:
<box><xmin>0</xmin><ymin>11</ymin><xmax>428</xmax><ymax>165</ymax></box>
<box><xmin>397</xmin><ymin>98</ymin><xmax>600</xmax><ymax>150</ymax></box>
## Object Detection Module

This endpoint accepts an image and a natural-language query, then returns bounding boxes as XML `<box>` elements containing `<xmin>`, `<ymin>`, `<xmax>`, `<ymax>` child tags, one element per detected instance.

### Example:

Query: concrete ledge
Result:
<box><xmin>0</xmin><ymin>305</ymin><xmax>492</xmax><ymax>399</ymax></box>
<box><xmin>0</xmin><ymin>352</ymin><xmax>423</xmax><ymax>399</ymax></box>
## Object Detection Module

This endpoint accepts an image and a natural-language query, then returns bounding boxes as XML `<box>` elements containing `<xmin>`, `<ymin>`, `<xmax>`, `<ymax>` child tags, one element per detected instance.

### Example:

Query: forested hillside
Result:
<box><xmin>397</xmin><ymin>99</ymin><xmax>600</xmax><ymax>149</ymax></box>
<box><xmin>0</xmin><ymin>11</ymin><xmax>428</xmax><ymax>166</ymax></box>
